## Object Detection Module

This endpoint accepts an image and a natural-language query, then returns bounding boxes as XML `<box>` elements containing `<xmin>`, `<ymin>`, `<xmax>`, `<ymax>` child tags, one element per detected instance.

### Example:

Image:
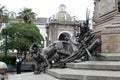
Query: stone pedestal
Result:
<box><xmin>102</xmin><ymin>27</ymin><xmax>120</xmax><ymax>53</ymax></box>
<box><xmin>93</xmin><ymin>0</ymin><xmax>120</xmax><ymax>53</ymax></box>
<box><xmin>101</xmin><ymin>14</ymin><xmax>120</xmax><ymax>53</ymax></box>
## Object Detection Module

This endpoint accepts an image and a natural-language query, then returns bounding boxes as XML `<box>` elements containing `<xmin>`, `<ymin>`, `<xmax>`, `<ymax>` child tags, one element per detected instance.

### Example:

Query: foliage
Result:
<box><xmin>0</xmin><ymin>4</ymin><xmax>5</xmax><ymax>17</ymax></box>
<box><xmin>2</xmin><ymin>23</ymin><xmax>44</xmax><ymax>52</ymax></box>
<box><xmin>0</xmin><ymin>45</ymin><xmax>4</xmax><ymax>51</ymax></box>
<box><xmin>0</xmin><ymin>33</ymin><xmax>2</xmax><ymax>40</ymax></box>
<box><xmin>18</xmin><ymin>8</ymin><xmax>37</xmax><ymax>23</ymax></box>
<box><xmin>0</xmin><ymin>4</ymin><xmax>9</xmax><ymax>23</ymax></box>
<box><xmin>0</xmin><ymin>54</ymin><xmax>16</xmax><ymax>66</ymax></box>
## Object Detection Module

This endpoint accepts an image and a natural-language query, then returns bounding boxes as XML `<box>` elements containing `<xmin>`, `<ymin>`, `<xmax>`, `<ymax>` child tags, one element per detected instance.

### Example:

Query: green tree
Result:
<box><xmin>18</xmin><ymin>8</ymin><xmax>36</xmax><ymax>23</ymax></box>
<box><xmin>0</xmin><ymin>4</ymin><xmax>9</xmax><ymax>23</ymax></box>
<box><xmin>0</xmin><ymin>4</ymin><xmax>8</xmax><ymax>50</ymax></box>
<box><xmin>2</xmin><ymin>23</ymin><xmax>44</xmax><ymax>53</ymax></box>
<box><xmin>0</xmin><ymin>4</ymin><xmax>5</xmax><ymax>21</ymax></box>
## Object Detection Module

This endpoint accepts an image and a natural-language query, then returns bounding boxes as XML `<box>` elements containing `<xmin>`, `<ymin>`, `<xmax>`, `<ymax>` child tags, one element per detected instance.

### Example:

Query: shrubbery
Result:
<box><xmin>0</xmin><ymin>55</ymin><xmax>16</xmax><ymax>66</ymax></box>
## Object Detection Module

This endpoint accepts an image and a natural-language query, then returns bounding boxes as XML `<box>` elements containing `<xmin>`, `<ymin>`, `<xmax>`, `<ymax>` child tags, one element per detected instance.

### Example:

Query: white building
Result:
<box><xmin>34</xmin><ymin>17</ymin><xmax>47</xmax><ymax>47</ymax></box>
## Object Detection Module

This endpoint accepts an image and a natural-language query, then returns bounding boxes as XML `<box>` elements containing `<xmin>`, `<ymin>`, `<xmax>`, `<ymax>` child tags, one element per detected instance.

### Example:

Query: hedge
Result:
<box><xmin>0</xmin><ymin>55</ymin><xmax>16</xmax><ymax>66</ymax></box>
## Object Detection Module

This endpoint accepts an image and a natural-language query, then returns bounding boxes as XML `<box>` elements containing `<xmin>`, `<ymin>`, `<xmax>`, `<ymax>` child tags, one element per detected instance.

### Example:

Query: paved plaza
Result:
<box><xmin>8</xmin><ymin>72</ymin><xmax>58</xmax><ymax>80</ymax></box>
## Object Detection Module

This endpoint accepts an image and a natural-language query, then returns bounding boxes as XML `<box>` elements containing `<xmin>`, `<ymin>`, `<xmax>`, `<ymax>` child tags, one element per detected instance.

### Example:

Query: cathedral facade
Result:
<box><xmin>46</xmin><ymin>4</ymin><xmax>80</xmax><ymax>45</ymax></box>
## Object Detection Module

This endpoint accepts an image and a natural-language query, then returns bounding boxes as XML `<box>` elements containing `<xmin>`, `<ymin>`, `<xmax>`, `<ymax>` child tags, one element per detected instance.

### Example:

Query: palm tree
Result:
<box><xmin>0</xmin><ymin>4</ymin><xmax>9</xmax><ymax>24</ymax></box>
<box><xmin>18</xmin><ymin>8</ymin><xmax>37</xmax><ymax>24</ymax></box>
<box><xmin>0</xmin><ymin>4</ymin><xmax>5</xmax><ymax>25</ymax></box>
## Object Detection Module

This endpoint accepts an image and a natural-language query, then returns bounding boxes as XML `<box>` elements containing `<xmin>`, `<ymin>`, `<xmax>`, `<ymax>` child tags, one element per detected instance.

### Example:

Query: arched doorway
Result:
<box><xmin>58</xmin><ymin>32</ymin><xmax>71</xmax><ymax>41</ymax></box>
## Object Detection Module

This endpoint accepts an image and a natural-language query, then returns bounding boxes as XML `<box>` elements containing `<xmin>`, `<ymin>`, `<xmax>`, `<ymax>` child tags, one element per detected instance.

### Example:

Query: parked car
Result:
<box><xmin>7</xmin><ymin>64</ymin><xmax>16</xmax><ymax>72</ymax></box>
<box><xmin>21</xmin><ymin>64</ymin><xmax>35</xmax><ymax>72</ymax></box>
<box><xmin>0</xmin><ymin>62</ymin><xmax>8</xmax><ymax>80</ymax></box>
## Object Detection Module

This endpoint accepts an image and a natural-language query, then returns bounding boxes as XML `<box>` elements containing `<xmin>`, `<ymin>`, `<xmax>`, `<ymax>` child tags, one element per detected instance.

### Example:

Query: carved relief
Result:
<box><xmin>98</xmin><ymin>0</ymin><xmax>116</xmax><ymax>17</ymax></box>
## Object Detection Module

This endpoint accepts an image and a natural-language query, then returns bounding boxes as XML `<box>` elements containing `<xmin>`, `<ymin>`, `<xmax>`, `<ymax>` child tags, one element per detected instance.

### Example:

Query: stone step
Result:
<box><xmin>46</xmin><ymin>68</ymin><xmax>120</xmax><ymax>80</ymax></box>
<box><xmin>90</xmin><ymin>53</ymin><xmax>120</xmax><ymax>61</ymax></box>
<box><xmin>66</xmin><ymin>61</ymin><xmax>120</xmax><ymax>71</ymax></box>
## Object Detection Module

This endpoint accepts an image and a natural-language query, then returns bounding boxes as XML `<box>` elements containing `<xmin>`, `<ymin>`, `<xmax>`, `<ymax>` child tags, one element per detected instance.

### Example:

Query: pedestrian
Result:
<box><xmin>16</xmin><ymin>53</ymin><xmax>23</xmax><ymax>74</ymax></box>
<box><xmin>31</xmin><ymin>64</ymin><xmax>35</xmax><ymax>71</ymax></box>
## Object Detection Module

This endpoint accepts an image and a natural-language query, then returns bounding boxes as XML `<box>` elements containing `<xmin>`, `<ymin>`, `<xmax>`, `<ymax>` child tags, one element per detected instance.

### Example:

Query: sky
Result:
<box><xmin>0</xmin><ymin>0</ymin><xmax>94</xmax><ymax>20</ymax></box>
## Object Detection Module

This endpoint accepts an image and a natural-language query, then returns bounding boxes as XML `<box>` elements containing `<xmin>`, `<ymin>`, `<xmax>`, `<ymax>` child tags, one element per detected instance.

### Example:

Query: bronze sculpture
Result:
<box><xmin>30</xmin><ymin>26</ymin><xmax>102</xmax><ymax>74</ymax></box>
<box><xmin>30</xmin><ymin>11</ymin><xmax>102</xmax><ymax>74</ymax></box>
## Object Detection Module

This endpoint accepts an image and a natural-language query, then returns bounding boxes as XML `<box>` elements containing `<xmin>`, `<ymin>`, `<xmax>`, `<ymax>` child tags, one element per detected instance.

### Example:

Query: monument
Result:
<box><xmin>93</xmin><ymin>0</ymin><xmax>120</xmax><ymax>53</ymax></box>
<box><xmin>30</xmin><ymin>11</ymin><xmax>102</xmax><ymax>73</ymax></box>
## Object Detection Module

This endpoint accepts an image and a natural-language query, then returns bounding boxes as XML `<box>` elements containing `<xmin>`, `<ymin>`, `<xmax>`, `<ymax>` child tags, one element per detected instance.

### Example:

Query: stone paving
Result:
<box><xmin>8</xmin><ymin>72</ymin><xmax>59</xmax><ymax>80</ymax></box>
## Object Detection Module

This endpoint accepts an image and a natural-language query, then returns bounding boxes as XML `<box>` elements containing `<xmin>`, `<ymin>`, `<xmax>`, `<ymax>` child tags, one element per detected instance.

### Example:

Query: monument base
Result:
<box><xmin>101</xmin><ymin>14</ymin><xmax>120</xmax><ymax>53</ymax></box>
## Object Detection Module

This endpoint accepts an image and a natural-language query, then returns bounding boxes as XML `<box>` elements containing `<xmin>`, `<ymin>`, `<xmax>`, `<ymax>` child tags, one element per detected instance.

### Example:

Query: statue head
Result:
<box><xmin>30</xmin><ymin>43</ymin><xmax>41</xmax><ymax>57</ymax></box>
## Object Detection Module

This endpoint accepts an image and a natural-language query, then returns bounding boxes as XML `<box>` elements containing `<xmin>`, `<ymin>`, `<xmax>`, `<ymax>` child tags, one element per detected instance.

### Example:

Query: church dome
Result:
<box><xmin>53</xmin><ymin>4</ymin><xmax>71</xmax><ymax>21</ymax></box>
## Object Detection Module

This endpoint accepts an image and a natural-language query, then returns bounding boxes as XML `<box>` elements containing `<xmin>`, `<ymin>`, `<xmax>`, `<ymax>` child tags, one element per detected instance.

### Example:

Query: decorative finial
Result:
<box><xmin>59</xmin><ymin>4</ymin><xmax>66</xmax><ymax>11</ymax></box>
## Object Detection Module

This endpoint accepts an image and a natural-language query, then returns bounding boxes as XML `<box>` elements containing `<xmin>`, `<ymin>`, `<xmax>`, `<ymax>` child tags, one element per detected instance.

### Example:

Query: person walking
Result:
<box><xmin>16</xmin><ymin>54</ymin><xmax>23</xmax><ymax>74</ymax></box>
